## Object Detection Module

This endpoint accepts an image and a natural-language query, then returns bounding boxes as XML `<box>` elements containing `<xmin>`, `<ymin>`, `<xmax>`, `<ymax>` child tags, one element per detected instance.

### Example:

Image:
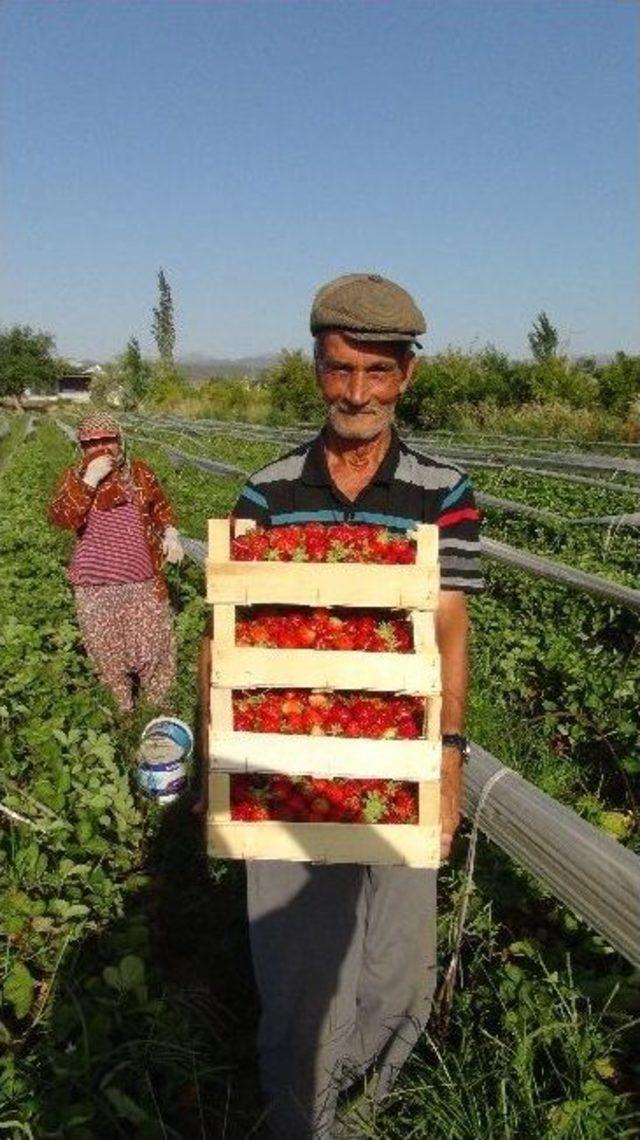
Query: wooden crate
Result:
<box><xmin>206</xmin><ymin>518</ymin><xmax>442</xmax><ymax>867</ymax></box>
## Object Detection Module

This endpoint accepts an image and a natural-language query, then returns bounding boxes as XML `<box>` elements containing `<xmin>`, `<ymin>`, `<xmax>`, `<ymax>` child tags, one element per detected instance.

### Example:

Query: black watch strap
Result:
<box><xmin>441</xmin><ymin>733</ymin><xmax>470</xmax><ymax>761</ymax></box>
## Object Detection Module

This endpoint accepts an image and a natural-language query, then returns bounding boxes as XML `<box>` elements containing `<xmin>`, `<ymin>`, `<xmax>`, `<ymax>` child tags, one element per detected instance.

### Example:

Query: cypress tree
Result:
<box><xmin>151</xmin><ymin>268</ymin><xmax>175</xmax><ymax>368</ymax></box>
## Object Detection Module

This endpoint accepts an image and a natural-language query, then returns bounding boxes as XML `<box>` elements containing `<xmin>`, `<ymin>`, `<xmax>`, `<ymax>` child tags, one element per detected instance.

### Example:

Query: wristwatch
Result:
<box><xmin>441</xmin><ymin>733</ymin><xmax>470</xmax><ymax>763</ymax></box>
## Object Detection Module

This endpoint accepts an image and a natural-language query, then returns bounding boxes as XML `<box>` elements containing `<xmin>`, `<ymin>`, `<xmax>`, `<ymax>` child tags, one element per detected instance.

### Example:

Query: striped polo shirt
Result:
<box><xmin>233</xmin><ymin>427</ymin><xmax>483</xmax><ymax>593</ymax></box>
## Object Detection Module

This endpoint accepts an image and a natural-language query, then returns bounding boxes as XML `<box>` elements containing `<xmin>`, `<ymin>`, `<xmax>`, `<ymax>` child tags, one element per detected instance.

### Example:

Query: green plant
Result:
<box><xmin>266</xmin><ymin>349</ymin><xmax>324</xmax><ymax>426</ymax></box>
<box><xmin>598</xmin><ymin>353</ymin><xmax>640</xmax><ymax>416</ymax></box>
<box><xmin>151</xmin><ymin>268</ymin><xmax>176</xmax><ymax>370</ymax></box>
<box><xmin>529</xmin><ymin>311</ymin><xmax>560</xmax><ymax>363</ymax></box>
<box><xmin>0</xmin><ymin>326</ymin><xmax>59</xmax><ymax>398</ymax></box>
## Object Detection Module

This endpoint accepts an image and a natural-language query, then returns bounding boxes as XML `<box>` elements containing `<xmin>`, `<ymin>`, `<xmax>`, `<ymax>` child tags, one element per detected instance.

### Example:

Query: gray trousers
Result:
<box><xmin>247</xmin><ymin>861</ymin><xmax>437</xmax><ymax>1140</ymax></box>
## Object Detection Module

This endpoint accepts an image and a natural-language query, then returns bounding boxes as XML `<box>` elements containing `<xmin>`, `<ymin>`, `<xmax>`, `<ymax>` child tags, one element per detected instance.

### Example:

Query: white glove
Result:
<box><xmin>162</xmin><ymin>525</ymin><xmax>184</xmax><ymax>564</ymax></box>
<box><xmin>82</xmin><ymin>455</ymin><xmax>115</xmax><ymax>488</ymax></box>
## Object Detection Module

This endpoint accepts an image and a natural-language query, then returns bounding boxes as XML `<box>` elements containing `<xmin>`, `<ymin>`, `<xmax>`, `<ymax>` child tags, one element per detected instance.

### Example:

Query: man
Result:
<box><xmin>199</xmin><ymin>274</ymin><xmax>482</xmax><ymax>1138</ymax></box>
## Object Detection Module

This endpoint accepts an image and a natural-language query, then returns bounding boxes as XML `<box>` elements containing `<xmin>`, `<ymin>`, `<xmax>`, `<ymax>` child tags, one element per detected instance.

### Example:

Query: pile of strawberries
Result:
<box><xmin>236</xmin><ymin>607</ymin><xmax>412</xmax><ymax>653</ymax></box>
<box><xmin>232</xmin><ymin>774</ymin><xmax>418</xmax><ymax>824</ymax></box>
<box><xmin>234</xmin><ymin>690</ymin><xmax>424</xmax><ymax>738</ymax></box>
<box><xmin>232</xmin><ymin>522</ymin><xmax>416</xmax><ymax>564</ymax></box>
<box><xmin>230</xmin><ymin>523</ymin><xmax>421</xmax><ymax>825</ymax></box>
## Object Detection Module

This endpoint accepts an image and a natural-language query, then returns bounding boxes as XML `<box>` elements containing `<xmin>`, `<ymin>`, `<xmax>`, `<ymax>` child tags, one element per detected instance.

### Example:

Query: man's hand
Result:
<box><xmin>440</xmin><ymin>744</ymin><xmax>462</xmax><ymax>860</ymax></box>
<box><xmin>162</xmin><ymin>526</ymin><xmax>184</xmax><ymax>564</ymax></box>
<box><xmin>82</xmin><ymin>454</ymin><xmax>115</xmax><ymax>488</ymax></box>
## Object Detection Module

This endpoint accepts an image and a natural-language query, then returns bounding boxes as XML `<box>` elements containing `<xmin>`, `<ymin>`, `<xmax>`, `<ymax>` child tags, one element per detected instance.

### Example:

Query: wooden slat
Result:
<box><xmin>206</xmin><ymin>560</ymin><xmax>439</xmax><ymax>609</ymax></box>
<box><xmin>411</xmin><ymin>610</ymin><xmax>436</xmax><ymax>654</ymax></box>
<box><xmin>210</xmin><ymin>773</ymin><xmax>231</xmax><ymax>820</ymax></box>
<box><xmin>212</xmin><ymin>605</ymin><xmax>235</xmax><ymax>649</ymax></box>
<box><xmin>211</xmin><ymin>646</ymin><xmax>439</xmax><ymax>693</ymax></box>
<box><xmin>209</xmin><ymin>517</ymin><xmax>231</xmax><ymax>560</ymax></box>
<box><xmin>209</xmin><ymin>727</ymin><xmax>441</xmax><ymax>780</ymax></box>
<box><xmin>207</xmin><ymin>820</ymin><xmax>440</xmax><ymax>867</ymax></box>
<box><xmin>425</xmin><ymin>694</ymin><xmax>442</xmax><ymax>744</ymax></box>
<box><xmin>209</xmin><ymin>686</ymin><xmax>233</xmax><ymax>821</ymax></box>
<box><xmin>414</xmin><ymin>523</ymin><xmax>439</xmax><ymax>568</ymax></box>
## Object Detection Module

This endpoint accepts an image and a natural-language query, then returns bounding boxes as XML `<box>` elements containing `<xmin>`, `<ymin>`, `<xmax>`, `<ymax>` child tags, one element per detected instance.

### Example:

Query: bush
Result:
<box><xmin>598</xmin><ymin>352</ymin><xmax>640</xmax><ymax>415</ymax></box>
<box><xmin>398</xmin><ymin>348</ymin><xmax>534</xmax><ymax>430</ymax></box>
<box><xmin>0</xmin><ymin>325</ymin><xmax>59</xmax><ymax>398</ymax></box>
<box><xmin>446</xmin><ymin>400</ymin><xmax>622</xmax><ymax>441</ymax></box>
<box><xmin>181</xmin><ymin>376</ymin><xmax>269</xmax><ymax>422</ymax></box>
<box><xmin>398</xmin><ymin>351</ymin><xmax>482</xmax><ymax>430</ymax></box>
<box><xmin>528</xmin><ymin>358</ymin><xmax>599</xmax><ymax>408</ymax></box>
<box><xmin>266</xmin><ymin>349</ymin><xmax>324</xmax><ymax>426</ymax></box>
<box><xmin>146</xmin><ymin>364</ymin><xmax>190</xmax><ymax>407</ymax></box>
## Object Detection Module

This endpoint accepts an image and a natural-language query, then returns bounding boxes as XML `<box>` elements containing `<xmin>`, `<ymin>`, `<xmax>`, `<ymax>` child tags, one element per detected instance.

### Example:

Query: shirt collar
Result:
<box><xmin>301</xmin><ymin>425</ymin><xmax>401</xmax><ymax>488</ymax></box>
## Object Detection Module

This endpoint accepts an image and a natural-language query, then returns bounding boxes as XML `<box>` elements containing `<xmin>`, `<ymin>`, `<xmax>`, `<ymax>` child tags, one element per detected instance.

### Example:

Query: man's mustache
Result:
<box><xmin>334</xmin><ymin>403</ymin><xmax>381</xmax><ymax>415</ymax></box>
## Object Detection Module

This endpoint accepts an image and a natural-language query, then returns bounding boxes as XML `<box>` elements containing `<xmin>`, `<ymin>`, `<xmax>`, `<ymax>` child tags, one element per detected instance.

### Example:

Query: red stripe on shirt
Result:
<box><xmin>69</xmin><ymin>501</ymin><xmax>155</xmax><ymax>585</ymax></box>
<box><xmin>437</xmin><ymin>507</ymin><xmax>481</xmax><ymax>528</ymax></box>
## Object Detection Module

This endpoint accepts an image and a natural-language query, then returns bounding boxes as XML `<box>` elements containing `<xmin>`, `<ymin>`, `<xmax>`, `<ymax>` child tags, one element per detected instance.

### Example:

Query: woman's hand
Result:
<box><xmin>82</xmin><ymin>454</ymin><xmax>116</xmax><ymax>488</ymax></box>
<box><xmin>162</xmin><ymin>526</ymin><xmax>184</xmax><ymax>563</ymax></box>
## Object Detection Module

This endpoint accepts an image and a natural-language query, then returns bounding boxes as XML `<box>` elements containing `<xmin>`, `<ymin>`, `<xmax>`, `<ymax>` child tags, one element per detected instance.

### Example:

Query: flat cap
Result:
<box><xmin>310</xmin><ymin>273</ymin><xmax>426</xmax><ymax>344</ymax></box>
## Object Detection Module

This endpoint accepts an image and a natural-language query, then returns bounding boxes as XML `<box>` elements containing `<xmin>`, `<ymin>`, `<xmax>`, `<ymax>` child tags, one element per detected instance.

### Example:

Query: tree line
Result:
<box><xmin>2</xmin><ymin>288</ymin><xmax>639</xmax><ymax>438</ymax></box>
<box><xmin>265</xmin><ymin>323</ymin><xmax>640</xmax><ymax>437</ymax></box>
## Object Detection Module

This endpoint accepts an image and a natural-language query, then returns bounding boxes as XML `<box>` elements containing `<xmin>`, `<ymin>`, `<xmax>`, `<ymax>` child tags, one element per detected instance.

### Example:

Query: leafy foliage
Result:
<box><xmin>598</xmin><ymin>352</ymin><xmax>640</xmax><ymax>415</ymax></box>
<box><xmin>121</xmin><ymin>336</ymin><xmax>152</xmax><ymax>407</ymax></box>
<box><xmin>151</xmin><ymin>268</ymin><xmax>176</xmax><ymax>368</ymax></box>
<box><xmin>528</xmin><ymin>310</ymin><xmax>560</xmax><ymax>362</ymax></box>
<box><xmin>265</xmin><ymin>349</ymin><xmax>324</xmax><ymax>426</ymax></box>
<box><xmin>0</xmin><ymin>325</ymin><xmax>60</xmax><ymax>398</ymax></box>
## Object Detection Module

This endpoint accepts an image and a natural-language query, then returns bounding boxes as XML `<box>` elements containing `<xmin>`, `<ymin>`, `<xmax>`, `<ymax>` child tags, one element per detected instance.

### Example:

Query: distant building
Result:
<box><xmin>57</xmin><ymin>370</ymin><xmax>95</xmax><ymax>401</ymax></box>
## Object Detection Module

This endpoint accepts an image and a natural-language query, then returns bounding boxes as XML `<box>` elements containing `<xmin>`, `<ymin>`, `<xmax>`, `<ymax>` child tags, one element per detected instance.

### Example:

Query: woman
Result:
<box><xmin>49</xmin><ymin>412</ymin><xmax>184</xmax><ymax>712</ymax></box>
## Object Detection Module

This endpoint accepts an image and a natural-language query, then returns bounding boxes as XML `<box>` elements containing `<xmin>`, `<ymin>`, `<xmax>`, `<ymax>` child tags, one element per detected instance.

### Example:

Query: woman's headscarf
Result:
<box><xmin>76</xmin><ymin>413</ymin><xmax>132</xmax><ymax>511</ymax></box>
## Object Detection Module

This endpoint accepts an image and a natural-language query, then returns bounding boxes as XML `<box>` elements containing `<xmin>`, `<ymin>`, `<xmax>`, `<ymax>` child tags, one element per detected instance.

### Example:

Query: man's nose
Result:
<box><xmin>344</xmin><ymin>371</ymin><xmax>371</xmax><ymax>405</ymax></box>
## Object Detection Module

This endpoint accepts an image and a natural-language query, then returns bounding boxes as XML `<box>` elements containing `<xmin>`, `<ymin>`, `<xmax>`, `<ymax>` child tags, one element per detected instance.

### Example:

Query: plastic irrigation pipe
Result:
<box><xmin>54</xmin><ymin>419</ymin><xmax>77</xmax><ymax>443</ymax></box>
<box><xmin>571</xmin><ymin>512</ymin><xmax>640</xmax><ymax>529</ymax></box>
<box><xmin>426</xmin><ymin>444</ymin><xmax>640</xmax><ymax>477</ymax></box>
<box><xmin>480</xmin><ymin>536</ymin><xmax>640</xmax><ymax>610</ymax></box>
<box><xmin>476</xmin><ymin>492</ymin><xmax>566</xmax><ymax>526</ymax></box>
<box><xmin>465</xmin><ymin>744</ymin><xmax>640</xmax><ymax>967</ymax></box>
<box><xmin>463</xmin><ymin>458</ymin><xmax>640</xmax><ymax>496</ymax></box>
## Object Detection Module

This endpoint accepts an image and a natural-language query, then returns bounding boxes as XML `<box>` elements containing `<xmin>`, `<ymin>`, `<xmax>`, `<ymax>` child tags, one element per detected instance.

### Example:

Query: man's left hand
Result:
<box><xmin>440</xmin><ymin>744</ymin><xmax>463</xmax><ymax>860</ymax></box>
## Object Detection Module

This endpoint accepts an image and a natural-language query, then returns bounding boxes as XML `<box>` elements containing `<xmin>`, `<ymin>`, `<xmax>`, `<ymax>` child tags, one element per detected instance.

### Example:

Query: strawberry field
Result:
<box><xmin>1</xmin><ymin>413</ymin><xmax>639</xmax><ymax>1137</ymax></box>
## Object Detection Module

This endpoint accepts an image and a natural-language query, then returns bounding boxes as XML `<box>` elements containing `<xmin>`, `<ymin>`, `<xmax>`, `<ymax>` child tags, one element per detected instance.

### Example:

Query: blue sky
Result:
<box><xmin>2</xmin><ymin>0</ymin><xmax>637</xmax><ymax>361</ymax></box>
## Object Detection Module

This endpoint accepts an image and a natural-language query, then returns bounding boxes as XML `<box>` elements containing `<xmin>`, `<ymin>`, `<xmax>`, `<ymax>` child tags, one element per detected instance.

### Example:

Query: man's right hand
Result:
<box><xmin>82</xmin><ymin>455</ymin><xmax>115</xmax><ymax>488</ymax></box>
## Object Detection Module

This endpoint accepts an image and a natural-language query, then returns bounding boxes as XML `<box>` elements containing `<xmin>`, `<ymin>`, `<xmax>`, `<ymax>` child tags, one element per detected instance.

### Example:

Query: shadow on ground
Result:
<box><xmin>29</xmin><ymin>796</ymin><xmax>266</xmax><ymax>1139</ymax></box>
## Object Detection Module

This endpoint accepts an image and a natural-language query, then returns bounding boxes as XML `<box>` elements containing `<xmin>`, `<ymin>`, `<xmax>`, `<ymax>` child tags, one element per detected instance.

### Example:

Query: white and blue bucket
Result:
<box><xmin>135</xmin><ymin>717</ymin><xmax>194</xmax><ymax>805</ymax></box>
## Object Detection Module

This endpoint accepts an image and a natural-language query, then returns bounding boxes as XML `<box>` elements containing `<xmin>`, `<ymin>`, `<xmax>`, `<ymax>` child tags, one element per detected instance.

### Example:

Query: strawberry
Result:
<box><xmin>233</xmin><ymin>801</ymin><xmax>270</xmax><ymax>821</ymax></box>
<box><xmin>309</xmin><ymin>796</ymin><xmax>331</xmax><ymax>818</ymax></box>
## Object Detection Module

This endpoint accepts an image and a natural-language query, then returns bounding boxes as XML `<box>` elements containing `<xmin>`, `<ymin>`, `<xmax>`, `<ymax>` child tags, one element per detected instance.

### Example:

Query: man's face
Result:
<box><xmin>315</xmin><ymin>332</ymin><xmax>415</xmax><ymax>442</ymax></box>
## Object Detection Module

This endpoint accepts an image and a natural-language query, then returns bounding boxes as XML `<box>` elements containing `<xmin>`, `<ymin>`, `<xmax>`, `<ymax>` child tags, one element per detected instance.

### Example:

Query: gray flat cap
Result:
<box><xmin>310</xmin><ymin>273</ymin><xmax>426</xmax><ymax>344</ymax></box>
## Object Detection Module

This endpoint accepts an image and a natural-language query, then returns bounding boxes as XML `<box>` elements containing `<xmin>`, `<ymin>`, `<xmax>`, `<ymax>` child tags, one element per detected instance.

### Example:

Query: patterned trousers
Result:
<box><xmin>74</xmin><ymin>581</ymin><xmax>176</xmax><ymax>711</ymax></box>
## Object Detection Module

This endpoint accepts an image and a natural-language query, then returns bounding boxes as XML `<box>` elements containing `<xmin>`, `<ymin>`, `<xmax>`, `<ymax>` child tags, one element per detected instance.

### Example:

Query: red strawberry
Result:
<box><xmin>232</xmin><ymin>800</ymin><xmax>270</xmax><ymax>821</ymax></box>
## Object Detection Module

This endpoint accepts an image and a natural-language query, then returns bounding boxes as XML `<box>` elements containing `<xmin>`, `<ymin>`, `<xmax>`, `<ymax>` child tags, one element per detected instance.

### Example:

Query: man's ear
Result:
<box><xmin>398</xmin><ymin>352</ymin><xmax>417</xmax><ymax>395</ymax></box>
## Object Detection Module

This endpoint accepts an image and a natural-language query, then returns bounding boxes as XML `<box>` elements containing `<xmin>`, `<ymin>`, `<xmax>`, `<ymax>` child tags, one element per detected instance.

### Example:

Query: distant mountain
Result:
<box><xmin>60</xmin><ymin>352</ymin><xmax>282</xmax><ymax>382</ymax></box>
<box><xmin>177</xmin><ymin>352</ymin><xmax>280</xmax><ymax>381</ymax></box>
